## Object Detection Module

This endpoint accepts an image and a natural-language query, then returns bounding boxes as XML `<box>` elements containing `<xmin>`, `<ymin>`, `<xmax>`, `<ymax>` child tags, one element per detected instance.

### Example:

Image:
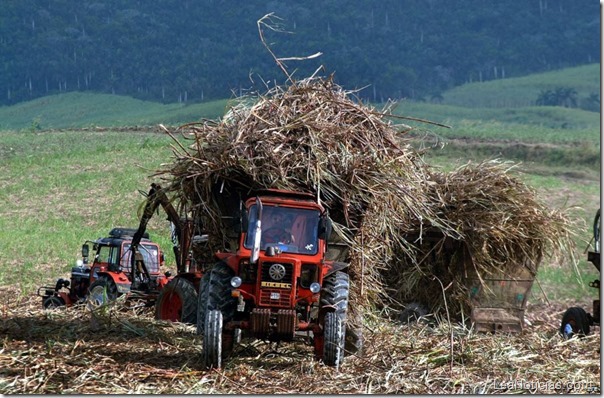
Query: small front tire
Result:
<box><xmin>87</xmin><ymin>276</ymin><xmax>118</xmax><ymax>308</ymax></box>
<box><xmin>203</xmin><ymin>310</ymin><xmax>223</xmax><ymax>369</ymax></box>
<box><xmin>323</xmin><ymin>311</ymin><xmax>345</xmax><ymax>368</ymax></box>
<box><xmin>43</xmin><ymin>296</ymin><xmax>65</xmax><ymax>309</ymax></box>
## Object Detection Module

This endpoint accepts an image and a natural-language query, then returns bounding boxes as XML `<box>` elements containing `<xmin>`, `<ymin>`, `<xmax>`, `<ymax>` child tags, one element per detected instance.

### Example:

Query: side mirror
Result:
<box><xmin>250</xmin><ymin>197</ymin><xmax>263</xmax><ymax>264</ymax></box>
<box><xmin>318</xmin><ymin>216</ymin><xmax>332</xmax><ymax>240</ymax></box>
<box><xmin>82</xmin><ymin>244</ymin><xmax>90</xmax><ymax>259</ymax></box>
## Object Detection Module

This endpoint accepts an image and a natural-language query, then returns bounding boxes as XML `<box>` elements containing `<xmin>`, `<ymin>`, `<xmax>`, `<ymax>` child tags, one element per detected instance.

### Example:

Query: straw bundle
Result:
<box><xmin>384</xmin><ymin>160</ymin><xmax>576</xmax><ymax>316</ymax></box>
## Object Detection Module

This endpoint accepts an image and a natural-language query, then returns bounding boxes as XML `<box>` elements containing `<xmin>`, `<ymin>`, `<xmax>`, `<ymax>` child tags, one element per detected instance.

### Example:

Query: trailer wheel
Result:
<box><xmin>155</xmin><ymin>277</ymin><xmax>198</xmax><ymax>324</ymax></box>
<box><xmin>560</xmin><ymin>307</ymin><xmax>590</xmax><ymax>338</ymax></box>
<box><xmin>87</xmin><ymin>276</ymin><xmax>118</xmax><ymax>308</ymax></box>
<box><xmin>323</xmin><ymin>311</ymin><xmax>345</xmax><ymax>367</ymax></box>
<box><xmin>203</xmin><ymin>310</ymin><xmax>223</xmax><ymax>369</ymax></box>
<box><xmin>196</xmin><ymin>262</ymin><xmax>236</xmax><ymax>334</ymax></box>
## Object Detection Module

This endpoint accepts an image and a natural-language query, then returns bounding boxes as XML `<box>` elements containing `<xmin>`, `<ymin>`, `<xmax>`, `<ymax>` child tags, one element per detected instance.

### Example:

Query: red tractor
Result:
<box><xmin>560</xmin><ymin>209</ymin><xmax>600</xmax><ymax>337</ymax></box>
<box><xmin>196</xmin><ymin>189</ymin><xmax>350</xmax><ymax>368</ymax></box>
<box><xmin>39</xmin><ymin>183</ymin><xmax>205</xmax><ymax>324</ymax></box>
<box><xmin>38</xmin><ymin>227</ymin><xmax>170</xmax><ymax>309</ymax></box>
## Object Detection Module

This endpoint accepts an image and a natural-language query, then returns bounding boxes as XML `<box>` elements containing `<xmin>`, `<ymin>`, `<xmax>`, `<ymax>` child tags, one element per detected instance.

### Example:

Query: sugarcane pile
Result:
<box><xmin>385</xmin><ymin>161</ymin><xmax>576</xmax><ymax>317</ymax></box>
<box><xmin>156</xmin><ymin>75</ymin><xmax>575</xmax><ymax>320</ymax></box>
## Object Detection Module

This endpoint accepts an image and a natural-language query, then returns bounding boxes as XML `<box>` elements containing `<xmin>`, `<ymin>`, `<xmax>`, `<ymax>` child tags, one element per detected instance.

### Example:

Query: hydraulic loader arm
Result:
<box><xmin>132</xmin><ymin>183</ymin><xmax>189</xmax><ymax>273</ymax></box>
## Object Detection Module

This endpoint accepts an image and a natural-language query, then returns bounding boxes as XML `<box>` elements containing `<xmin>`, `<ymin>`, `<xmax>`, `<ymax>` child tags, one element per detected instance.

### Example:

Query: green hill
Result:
<box><xmin>441</xmin><ymin>64</ymin><xmax>600</xmax><ymax>108</ymax></box>
<box><xmin>0</xmin><ymin>65</ymin><xmax>599</xmax><ymax>145</ymax></box>
<box><xmin>0</xmin><ymin>92</ymin><xmax>229</xmax><ymax>130</ymax></box>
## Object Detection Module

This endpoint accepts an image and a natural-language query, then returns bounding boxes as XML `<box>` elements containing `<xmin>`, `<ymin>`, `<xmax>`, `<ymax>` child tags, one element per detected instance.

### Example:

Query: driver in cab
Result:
<box><xmin>261</xmin><ymin>208</ymin><xmax>294</xmax><ymax>245</ymax></box>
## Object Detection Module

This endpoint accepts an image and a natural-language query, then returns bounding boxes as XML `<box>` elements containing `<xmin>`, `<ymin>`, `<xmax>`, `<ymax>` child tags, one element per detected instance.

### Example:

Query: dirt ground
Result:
<box><xmin>0</xmin><ymin>287</ymin><xmax>599</xmax><ymax>394</ymax></box>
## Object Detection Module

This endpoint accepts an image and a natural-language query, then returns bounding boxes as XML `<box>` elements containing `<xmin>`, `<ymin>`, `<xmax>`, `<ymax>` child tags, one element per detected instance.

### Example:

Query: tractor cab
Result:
<box><xmin>85</xmin><ymin>228</ymin><xmax>168</xmax><ymax>297</ymax></box>
<box><xmin>244</xmin><ymin>202</ymin><xmax>322</xmax><ymax>256</ymax></box>
<box><xmin>86</xmin><ymin>228</ymin><xmax>163</xmax><ymax>284</ymax></box>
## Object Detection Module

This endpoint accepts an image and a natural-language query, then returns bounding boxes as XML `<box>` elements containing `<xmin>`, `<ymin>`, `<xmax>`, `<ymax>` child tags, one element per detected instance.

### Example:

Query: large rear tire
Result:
<box><xmin>320</xmin><ymin>271</ymin><xmax>349</xmax><ymax>319</ymax></box>
<box><xmin>560</xmin><ymin>306</ymin><xmax>590</xmax><ymax>337</ymax></box>
<box><xmin>87</xmin><ymin>276</ymin><xmax>118</xmax><ymax>308</ymax></box>
<box><xmin>323</xmin><ymin>311</ymin><xmax>345</xmax><ymax>367</ymax></box>
<box><xmin>203</xmin><ymin>310</ymin><xmax>223</xmax><ymax>369</ymax></box>
<box><xmin>155</xmin><ymin>277</ymin><xmax>198</xmax><ymax>324</ymax></box>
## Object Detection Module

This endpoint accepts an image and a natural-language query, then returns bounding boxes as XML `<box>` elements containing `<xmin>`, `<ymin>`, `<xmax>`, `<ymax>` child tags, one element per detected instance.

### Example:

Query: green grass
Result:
<box><xmin>0</xmin><ymin>130</ymin><xmax>178</xmax><ymax>289</ymax></box>
<box><xmin>395</xmin><ymin>103</ymin><xmax>599</xmax><ymax>136</ymax></box>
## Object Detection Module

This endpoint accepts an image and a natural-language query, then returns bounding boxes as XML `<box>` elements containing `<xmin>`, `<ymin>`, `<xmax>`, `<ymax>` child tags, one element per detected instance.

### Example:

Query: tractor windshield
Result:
<box><xmin>120</xmin><ymin>243</ymin><xmax>161</xmax><ymax>275</ymax></box>
<box><xmin>244</xmin><ymin>204</ymin><xmax>320</xmax><ymax>255</ymax></box>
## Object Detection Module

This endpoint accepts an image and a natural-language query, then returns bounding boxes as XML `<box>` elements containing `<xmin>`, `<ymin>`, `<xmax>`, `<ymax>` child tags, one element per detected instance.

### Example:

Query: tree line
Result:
<box><xmin>0</xmin><ymin>0</ymin><xmax>599</xmax><ymax>106</ymax></box>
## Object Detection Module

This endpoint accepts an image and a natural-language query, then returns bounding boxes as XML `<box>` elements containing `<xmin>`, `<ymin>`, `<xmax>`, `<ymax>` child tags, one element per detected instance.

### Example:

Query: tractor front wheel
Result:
<box><xmin>155</xmin><ymin>277</ymin><xmax>198</xmax><ymax>324</ymax></box>
<box><xmin>323</xmin><ymin>311</ymin><xmax>345</xmax><ymax>367</ymax></box>
<box><xmin>43</xmin><ymin>296</ymin><xmax>65</xmax><ymax>309</ymax></box>
<box><xmin>87</xmin><ymin>276</ymin><xmax>118</xmax><ymax>308</ymax></box>
<box><xmin>203</xmin><ymin>309</ymin><xmax>223</xmax><ymax>369</ymax></box>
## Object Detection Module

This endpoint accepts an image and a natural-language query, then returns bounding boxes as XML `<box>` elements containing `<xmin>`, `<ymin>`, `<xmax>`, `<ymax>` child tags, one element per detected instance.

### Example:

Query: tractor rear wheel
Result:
<box><xmin>560</xmin><ymin>306</ymin><xmax>590</xmax><ymax>337</ymax></box>
<box><xmin>323</xmin><ymin>311</ymin><xmax>345</xmax><ymax>367</ymax></box>
<box><xmin>320</xmin><ymin>271</ymin><xmax>350</xmax><ymax>320</ymax></box>
<box><xmin>87</xmin><ymin>276</ymin><xmax>118</xmax><ymax>308</ymax></box>
<box><xmin>203</xmin><ymin>310</ymin><xmax>223</xmax><ymax>369</ymax></box>
<box><xmin>155</xmin><ymin>277</ymin><xmax>198</xmax><ymax>324</ymax></box>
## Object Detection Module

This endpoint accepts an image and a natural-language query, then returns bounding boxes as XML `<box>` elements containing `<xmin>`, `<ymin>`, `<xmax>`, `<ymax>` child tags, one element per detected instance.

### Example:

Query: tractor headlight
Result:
<box><xmin>230</xmin><ymin>276</ymin><xmax>242</xmax><ymax>288</ymax></box>
<box><xmin>309</xmin><ymin>282</ymin><xmax>321</xmax><ymax>293</ymax></box>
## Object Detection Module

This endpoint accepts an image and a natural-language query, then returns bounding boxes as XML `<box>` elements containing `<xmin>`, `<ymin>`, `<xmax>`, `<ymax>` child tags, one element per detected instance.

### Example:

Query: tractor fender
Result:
<box><xmin>171</xmin><ymin>272</ymin><xmax>203</xmax><ymax>291</ymax></box>
<box><xmin>156</xmin><ymin>273</ymin><xmax>172</xmax><ymax>290</ymax></box>
<box><xmin>97</xmin><ymin>271</ymin><xmax>132</xmax><ymax>294</ymax></box>
<box><xmin>318</xmin><ymin>303</ymin><xmax>338</xmax><ymax>320</ymax></box>
<box><xmin>324</xmin><ymin>261</ymin><xmax>349</xmax><ymax>277</ymax></box>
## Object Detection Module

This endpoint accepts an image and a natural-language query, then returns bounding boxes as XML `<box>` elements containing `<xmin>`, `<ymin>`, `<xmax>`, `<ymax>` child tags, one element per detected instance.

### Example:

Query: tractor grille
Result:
<box><xmin>259</xmin><ymin>262</ymin><xmax>294</xmax><ymax>308</ymax></box>
<box><xmin>259</xmin><ymin>288</ymin><xmax>292</xmax><ymax>307</ymax></box>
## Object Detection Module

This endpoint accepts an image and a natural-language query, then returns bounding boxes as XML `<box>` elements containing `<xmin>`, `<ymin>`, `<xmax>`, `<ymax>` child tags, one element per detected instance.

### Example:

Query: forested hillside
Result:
<box><xmin>1</xmin><ymin>0</ymin><xmax>599</xmax><ymax>106</ymax></box>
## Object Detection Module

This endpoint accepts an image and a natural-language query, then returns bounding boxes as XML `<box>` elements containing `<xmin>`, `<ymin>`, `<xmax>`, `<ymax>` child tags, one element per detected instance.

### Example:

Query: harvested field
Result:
<box><xmin>0</xmin><ymin>289</ymin><xmax>599</xmax><ymax>394</ymax></box>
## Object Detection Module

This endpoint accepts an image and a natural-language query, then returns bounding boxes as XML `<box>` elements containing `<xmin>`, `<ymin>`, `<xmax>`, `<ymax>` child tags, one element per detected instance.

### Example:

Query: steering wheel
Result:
<box><xmin>263</xmin><ymin>227</ymin><xmax>292</xmax><ymax>244</ymax></box>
